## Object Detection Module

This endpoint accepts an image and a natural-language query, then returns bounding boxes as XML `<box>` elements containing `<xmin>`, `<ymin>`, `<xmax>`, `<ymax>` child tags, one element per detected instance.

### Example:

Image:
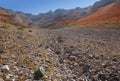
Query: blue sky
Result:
<box><xmin>0</xmin><ymin>0</ymin><xmax>99</xmax><ymax>15</ymax></box>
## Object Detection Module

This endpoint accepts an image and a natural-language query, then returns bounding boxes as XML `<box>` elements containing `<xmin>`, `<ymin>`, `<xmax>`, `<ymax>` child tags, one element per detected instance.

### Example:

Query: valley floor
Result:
<box><xmin>0</xmin><ymin>27</ymin><xmax>120</xmax><ymax>81</ymax></box>
<box><xmin>33</xmin><ymin>28</ymin><xmax>120</xmax><ymax>81</ymax></box>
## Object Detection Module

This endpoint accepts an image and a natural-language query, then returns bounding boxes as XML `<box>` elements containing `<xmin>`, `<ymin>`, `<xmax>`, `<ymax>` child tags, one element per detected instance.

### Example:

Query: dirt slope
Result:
<box><xmin>0</xmin><ymin>7</ymin><xmax>28</xmax><ymax>26</ymax></box>
<box><xmin>75</xmin><ymin>3</ymin><xmax>120</xmax><ymax>28</ymax></box>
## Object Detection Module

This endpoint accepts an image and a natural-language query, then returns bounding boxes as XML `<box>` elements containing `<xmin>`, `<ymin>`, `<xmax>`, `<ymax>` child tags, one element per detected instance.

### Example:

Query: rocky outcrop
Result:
<box><xmin>34</xmin><ymin>66</ymin><xmax>45</xmax><ymax>80</ymax></box>
<box><xmin>0</xmin><ymin>7</ymin><xmax>28</xmax><ymax>26</ymax></box>
<box><xmin>116</xmin><ymin>0</ymin><xmax>120</xmax><ymax>4</ymax></box>
<box><xmin>91</xmin><ymin>0</ymin><xmax>117</xmax><ymax>12</ymax></box>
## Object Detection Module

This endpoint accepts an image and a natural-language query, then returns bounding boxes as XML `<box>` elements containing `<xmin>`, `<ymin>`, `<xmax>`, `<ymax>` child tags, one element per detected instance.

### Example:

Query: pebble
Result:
<box><xmin>0</xmin><ymin>50</ymin><xmax>3</xmax><ymax>54</ymax></box>
<box><xmin>1</xmin><ymin>65</ymin><xmax>10</xmax><ymax>72</ymax></box>
<box><xmin>0</xmin><ymin>78</ymin><xmax>4</xmax><ymax>81</ymax></box>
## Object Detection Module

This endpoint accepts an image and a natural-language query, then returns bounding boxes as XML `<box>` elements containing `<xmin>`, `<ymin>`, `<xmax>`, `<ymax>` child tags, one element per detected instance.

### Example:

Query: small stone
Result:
<box><xmin>25</xmin><ymin>79</ymin><xmax>32</xmax><ymax>81</ymax></box>
<box><xmin>54</xmin><ymin>79</ymin><xmax>58</xmax><ymax>81</ymax></box>
<box><xmin>12</xmin><ymin>79</ymin><xmax>15</xmax><ymax>81</ymax></box>
<box><xmin>98</xmin><ymin>74</ymin><xmax>106</xmax><ymax>81</ymax></box>
<box><xmin>73</xmin><ymin>62</ymin><xmax>78</xmax><ymax>66</ymax></box>
<box><xmin>0</xmin><ymin>78</ymin><xmax>4</xmax><ymax>81</ymax></box>
<box><xmin>13</xmin><ymin>66</ymin><xmax>19</xmax><ymax>71</ymax></box>
<box><xmin>47</xmin><ymin>48</ymin><xmax>52</xmax><ymax>52</ymax></box>
<box><xmin>55</xmin><ymin>51</ymin><xmax>61</xmax><ymax>54</ymax></box>
<box><xmin>83</xmin><ymin>65</ymin><xmax>90</xmax><ymax>73</ymax></box>
<box><xmin>34</xmin><ymin>66</ymin><xmax>45</xmax><ymax>80</ymax></box>
<box><xmin>0</xmin><ymin>50</ymin><xmax>3</xmax><ymax>54</ymax></box>
<box><xmin>6</xmin><ymin>75</ymin><xmax>10</xmax><ymax>79</ymax></box>
<box><xmin>88</xmin><ymin>54</ymin><xmax>94</xmax><ymax>59</ymax></box>
<box><xmin>57</xmin><ymin>36</ymin><xmax>63</xmax><ymax>43</ymax></box>
<box><xmin>1</xmin><ymin>65</ymin><xmax>10</xmax><ymax>72</ymax></box>
<box><xmin>69</xmin><ymin>56</ymin><xmax>77</xmax><ymax>61</ymax></box>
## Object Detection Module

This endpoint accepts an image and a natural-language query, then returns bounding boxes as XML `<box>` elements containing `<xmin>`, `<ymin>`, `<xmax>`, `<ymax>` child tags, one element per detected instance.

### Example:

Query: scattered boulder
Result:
<box><xmin>88</xmin><ymin>54</ymin><xmax>94</xmax><ymax>59</ymax></box>
<box><xmin>1</xmin><ymin>65</ymin><xmax>10</xmax><ymax>72</ymax></box>
<box><xmin>34</xmin><ymin>66</ymin><xmax>45</xmax><ymax>80</ymax></box>
<box><xmin>0</xmin><ymin>50</ymin><xmax>3</xmax><ymax>54</ymax></box>
<box><xmin>69</xmin><ymin>56</ymin><xmax>77</xmax><ymax>61</ymax></box>
<box><xmin>98</xmin><ymin>74</ymin><xmax>106</xmax><ymax>81</ymax></box>
<box><xmin>55</xmin><ymin>50</ymin><xmax>61</xmax><ymax>54</ymax></box>
<box><xmin>82</xmin><ymin>65</ymin><xmax>90</xmax><ymax>74</ymax></box>
<box><xmin>0</xmin><ymin>78</ymin><xmax>4</xmax><ymax>81</ymax></box>
<box><xmin>57</xmin><ymin>36</ymin><xmax>63</xmax><ymax>43</ymax></box>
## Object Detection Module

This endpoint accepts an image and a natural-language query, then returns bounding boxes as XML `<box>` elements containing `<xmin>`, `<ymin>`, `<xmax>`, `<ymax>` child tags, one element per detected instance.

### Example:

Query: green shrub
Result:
<box><xmin>1</xmin><ymin>24</ymin><xmax>9</xmax><ymax>29</ymax></box>
<box><xmin>45</xmin><ymin>59</ymin><xmax>51</xmax><ymax>64</ymax></box>
<box><xmin>28</xmin><ymin>30</ymin><xmax>32</xmax><ymax>32</ymax></box>
<box><xmin>17</xmin><ymin>26</ymin><xmax>24</xmax><ymax>30</ymax></box>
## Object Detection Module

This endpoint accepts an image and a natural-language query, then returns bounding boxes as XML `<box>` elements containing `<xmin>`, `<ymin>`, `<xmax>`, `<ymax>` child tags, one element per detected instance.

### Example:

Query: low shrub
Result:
<box><xmin>28</xmin><ymin>30</ymin><xmax>32</xmax><ymax>32</ymax></box>
<box><xmin>17</xmin><ymin>26</ymin><xmax>24</xmax><ymax>30</ymax></box>
<box><xmin>0</xmin><ymin>24</ymin><xmax>9</xmax><ymax>29</ymax></box>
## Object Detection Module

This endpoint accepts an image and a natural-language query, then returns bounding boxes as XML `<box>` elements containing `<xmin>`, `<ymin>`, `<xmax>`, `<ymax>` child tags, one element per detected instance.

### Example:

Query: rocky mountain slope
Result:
<box><xmin>28</xmin><ymin>0</ymin><xmax>119</xmax><ymax>28</ymax></box>
<box><xmin>17</xmin><ymin>7</ymin><xmax>91</xmax><ymax>28</ymax></box>
<box><xmin>74</xmin><ymin>0</ymin><xmax>120</xmax><ymax>28</ymax></box>
<box><xmin>0</xmin><ymin>7</ymin><xmax>28</xmax><ymax>26</ymax></box>
<box><xmin>91</xmin><ymin>0</ymin><xmax>117</xmax><ymax>12</ymax></box>
<box><xmin>0</xmin><ymin>6</ymin><xmax>91</xmax><ymax>28</ymax></box>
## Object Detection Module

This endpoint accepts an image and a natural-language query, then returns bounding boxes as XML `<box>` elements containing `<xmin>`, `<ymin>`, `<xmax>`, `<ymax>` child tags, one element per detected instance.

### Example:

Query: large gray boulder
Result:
<box><xmin>34</xmin><ymin>66</ymin><xmax>45</xmax><ymax>80</ymax></box>
<box><xmin>1</xmin><ymin>65</ymin><xmax>10</xmax><ymax>72</ymax></box>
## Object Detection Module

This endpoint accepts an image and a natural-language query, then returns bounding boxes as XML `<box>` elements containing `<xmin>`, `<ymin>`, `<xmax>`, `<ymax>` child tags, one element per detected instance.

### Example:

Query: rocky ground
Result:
<box><xmin>33</xmin><ymin>28</ymin><xmax>120</xmax><ymax>81</ymax></box>
<box><xmin>0</xmin><ymin>27</ymin><xmax>55</xmax><ymax>81</ymax></box>
<box><xmin>0</xmin><ymin>26</ymin><xmax>120</xmax><ymax>81</ymax></box>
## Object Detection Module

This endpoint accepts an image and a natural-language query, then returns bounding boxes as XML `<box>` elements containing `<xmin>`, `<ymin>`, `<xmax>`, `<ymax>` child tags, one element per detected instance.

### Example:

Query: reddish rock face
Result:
<box><xmin>0</xmin><ymin>7</ymin><xmax>28</xmax><ymax>26</ymax></box>
<box><xmin>74</xmin><ymin>2</ymin><xmax>120</xmax><ymax>28</ymax></box>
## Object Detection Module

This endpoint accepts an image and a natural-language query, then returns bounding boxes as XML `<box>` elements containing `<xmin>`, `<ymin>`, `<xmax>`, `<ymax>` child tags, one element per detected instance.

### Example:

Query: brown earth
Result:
<box><xmin>0</xmin><ymin>25</ymin><xmax>120</xmax><ymax>81</ymax></box>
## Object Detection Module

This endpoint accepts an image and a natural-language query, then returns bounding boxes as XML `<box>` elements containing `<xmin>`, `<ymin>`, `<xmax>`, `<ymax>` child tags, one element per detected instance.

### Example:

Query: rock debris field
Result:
<box><xmin>0</xmin><ymin>27</ymin><xmax>120</xmax><ymax>81</ymax></box>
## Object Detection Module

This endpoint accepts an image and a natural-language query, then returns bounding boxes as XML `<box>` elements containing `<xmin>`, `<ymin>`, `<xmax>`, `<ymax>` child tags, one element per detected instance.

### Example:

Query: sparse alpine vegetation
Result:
<box><xmin>0</xmin><ymin>24</ymin><xmax>9</xmax><ymax>29</ymax></box>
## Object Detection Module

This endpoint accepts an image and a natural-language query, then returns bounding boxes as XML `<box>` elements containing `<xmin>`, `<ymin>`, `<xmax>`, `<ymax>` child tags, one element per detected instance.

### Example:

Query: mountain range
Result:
<box><xmin>0</xmin><ymin>0</ymin><xmax>120</xmax><ymax>28</ymax></box>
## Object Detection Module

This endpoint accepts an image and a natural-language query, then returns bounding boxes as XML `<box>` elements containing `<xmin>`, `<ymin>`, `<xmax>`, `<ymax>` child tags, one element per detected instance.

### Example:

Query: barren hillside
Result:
<box><xmin>75</xmin><ymin>0</ymin><xmax>120</xmax><ymax>28</ymax></box>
